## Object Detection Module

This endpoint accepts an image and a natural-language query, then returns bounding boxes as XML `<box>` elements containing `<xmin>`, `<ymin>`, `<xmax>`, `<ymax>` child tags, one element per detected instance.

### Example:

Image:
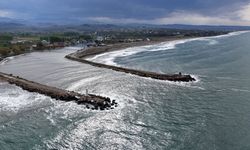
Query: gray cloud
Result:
<box><xmin>0</xmin><ymin>0</ymin><xmax>250</xmax><ymax>25</ymax></box>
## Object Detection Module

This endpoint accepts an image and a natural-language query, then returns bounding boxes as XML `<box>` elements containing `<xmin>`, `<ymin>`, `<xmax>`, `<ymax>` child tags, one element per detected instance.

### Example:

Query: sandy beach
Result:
<box><xmin>77</xmin><ymin>36</ymin><xmax>193</xmax><ymax>58</ymax></box>
<box><xmin>66</xmin><ymin>36</ymin><xmax>197</xmax><ymax>82</ymax></box>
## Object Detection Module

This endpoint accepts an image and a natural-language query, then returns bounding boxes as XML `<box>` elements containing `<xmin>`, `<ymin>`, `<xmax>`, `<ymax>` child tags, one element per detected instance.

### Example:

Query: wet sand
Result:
<box><xmin>76</xmin><ymin>37</ymin><xmax>192</xmax><ymax>58</ymax></box>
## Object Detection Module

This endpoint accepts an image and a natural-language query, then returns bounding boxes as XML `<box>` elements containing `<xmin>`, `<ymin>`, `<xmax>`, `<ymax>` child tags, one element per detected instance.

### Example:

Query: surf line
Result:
<box><xmin>65</xmin><ymin>44</ymin><xmax>196</xmax><ymax>82</ymax></box>
<box><xmin>0</xmin><ymin>72</ymin><xmax>118</xmax><ymax>110</ymax></box>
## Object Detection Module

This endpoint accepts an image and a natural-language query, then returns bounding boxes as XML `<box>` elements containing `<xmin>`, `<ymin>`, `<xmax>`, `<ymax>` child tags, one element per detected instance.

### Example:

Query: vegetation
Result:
<box><xmin>40</xmin><ymin>36</ymin><xmax>65</xmax><ymax>43</ymax></box>
<box><xmin>0</xmin><ymin>28</ymin><xmax>229</xmax><ymax>59</ymax></box>
<box><xmin>0</xmin><ymin>34</ymin><xmax>31</xmax><ymax>57</ymax></box>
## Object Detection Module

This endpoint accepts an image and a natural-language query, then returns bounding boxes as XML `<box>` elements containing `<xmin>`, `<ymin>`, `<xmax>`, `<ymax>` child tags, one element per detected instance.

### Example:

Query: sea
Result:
<box><xmin>0</xmin><ymin>31</ymin><xmax>250</xmax><ymax>150</ymax></box>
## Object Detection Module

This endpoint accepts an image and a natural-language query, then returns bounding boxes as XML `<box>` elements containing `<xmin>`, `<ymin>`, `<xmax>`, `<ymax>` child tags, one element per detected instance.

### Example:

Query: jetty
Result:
<box><xmin>65</xmin><ymin>47</ymin><xmax>196</xmax><ymax>82</ymax></box>
<box><xmin>0</xmin><ymin>72</ymin><xmax>117</xmax><ymax>110</ymax></box>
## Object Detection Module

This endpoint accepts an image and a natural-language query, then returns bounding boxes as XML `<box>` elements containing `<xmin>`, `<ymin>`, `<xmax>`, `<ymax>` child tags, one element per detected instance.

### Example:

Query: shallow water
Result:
<box><xmin>1</xmin><ymin>32</ymin><xmax>250</xmax><ymax>150</ymax></box>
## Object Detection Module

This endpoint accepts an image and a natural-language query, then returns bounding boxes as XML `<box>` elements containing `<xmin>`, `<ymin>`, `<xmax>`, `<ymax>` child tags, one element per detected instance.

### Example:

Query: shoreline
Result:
<box><xmin>0</xmin><ymin>32</ymin><xmax>235</xmax><ymax>107</ymax></box>
<box><xmin>0</xmin><ymin>46</ymin><xmax>67</xmax><ymax>63</ymax></box>
<box><xmin>65</xmin><ymin>36</ymin><xmax>198</xmax><ymax>82</ymax></box>
<box><xmin>76</xmin><ymin>37</ymin><xmax>193</xmax><ymax>58</ymax></box>
<box><xmin>76</xmin><ymin>31</ymin><xmax>248</xmax><ymax>60</ymax></box>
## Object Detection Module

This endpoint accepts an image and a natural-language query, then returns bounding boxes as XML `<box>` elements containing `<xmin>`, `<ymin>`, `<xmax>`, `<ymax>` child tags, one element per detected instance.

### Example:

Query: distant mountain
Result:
<box><xmin>0</xmin><ymin>22</ymin><xmax>249</xmax><ymax>33</ymax></box>
<box><xmin>0</xmin><ymin>17</ymin><xmax>28</xmax><ymax>32</ymax></box>
<box><xmin>0</xmin><ymin>22</ymin><xmax>26</xmax><ymax>32</ymax></box>
<box><xmin>0</xmin><ymin>17</ymin><xmax>12</xmax><ymax>22</ymax></box>
<box><xmin>161</xmin><ymin>24</ymin><xmax>250</xmax><ymax>31</ymax></box>
<box><xmin>91</xmin><ymin>23</ymin><xmax>250</xmax><ymax>31</ymax></box>
<box><xmin>0</xmin><ymin>22</ymin><xmax>24</xmax><ymax>27</ymax></box>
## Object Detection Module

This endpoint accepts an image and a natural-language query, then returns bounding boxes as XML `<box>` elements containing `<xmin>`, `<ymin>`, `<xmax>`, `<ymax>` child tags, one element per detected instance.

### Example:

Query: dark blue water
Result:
<box><xmin>0</xmin><ymin>32</ymin><xmax>250</xmax><ymax>150</ymax></box>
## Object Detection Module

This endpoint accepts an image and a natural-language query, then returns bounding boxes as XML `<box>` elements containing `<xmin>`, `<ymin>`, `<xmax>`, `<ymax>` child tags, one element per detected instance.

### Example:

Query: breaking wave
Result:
<box><xmin>87</xmin><ymin>31</ymin><xmax>249</xmax><ymax>66</ymax></box>
<box><xmin>0</xmin><ymin>83</ymin><xmax>50</xmax><ymax>113</ymax></box>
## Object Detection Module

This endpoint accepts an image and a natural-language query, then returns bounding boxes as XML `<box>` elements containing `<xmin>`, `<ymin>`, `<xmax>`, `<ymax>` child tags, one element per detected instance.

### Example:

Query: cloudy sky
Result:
<box><xmin>1</xmin><ymin>0</ymin><xmax>250</xmax><ymax>26</ymax></box>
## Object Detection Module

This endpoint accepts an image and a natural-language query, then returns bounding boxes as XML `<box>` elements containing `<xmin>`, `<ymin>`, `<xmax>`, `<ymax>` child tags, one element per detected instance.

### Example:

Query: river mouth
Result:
<box><xmin>1</xmin><ymin>31</ymin><xmax>250</xmax><ymax>149</ymax></box>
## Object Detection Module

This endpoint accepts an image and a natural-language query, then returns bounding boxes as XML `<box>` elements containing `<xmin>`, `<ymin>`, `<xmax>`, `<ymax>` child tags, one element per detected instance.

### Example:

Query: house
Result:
<box><xmin>53</xmin><ymin>42</ymin><xmax>65</xmax><ymax>47</ymax></box>
<box><xmin>41</xmin><ymin>40</ymin><xmax>50</xmax><ymax>46</ymax></box>
<box><xmin>96</xmin><ymin>36</ymin><xmax>104</xmax><ymax>42</ymax></box>
<box><xmin>87</xmin><ymin>42</ymin><xmax>97</xmax><ymax>47</ymax></box>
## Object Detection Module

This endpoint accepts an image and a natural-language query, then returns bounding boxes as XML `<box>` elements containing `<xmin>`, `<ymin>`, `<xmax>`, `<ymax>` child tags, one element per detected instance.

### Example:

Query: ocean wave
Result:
<box><xmin>43</xmin><ymin>110</ymin><xmax>145</xmax><ymax>150</ymax></box>
<box><xmin>123</xmin><ymin>73</ymin><xmax>205</xmax><ymax>90</ymax></box>
<box><xmin>66</xmin><ymin>76</ymin><xmax>103</xmax><ymax>91</ymax></box>
<box><xmin>209</xmin><ymin>30</ymin><xmax>250</xmax><ymax>39</ymax></box>
<box><xmin>0</xmin><ymin>83</ymin><xmax>49</xmax><ymax>113</ymax></box>
<box><xmin>0</xmin><ymin>56</ymin><xmax>15</xmax><ymax>65</ymax></box>
<box><xmin>87</xmin><ymin>39</ymin><xmax>193</xmax><ymax>66</ymax></box>
<box><xmin>231</xmin><ymin>88</ymin><xmax>250</xmax><ymax>93</ymax></box>
<box><xmin>87</xmin><ymin>31</ymin><xmax>249</xmax><ymax>66</ymax></box>
<box><xmin>86</xmin><ymin>39</ymin><xmax>197</xmax><ymax>65</ymax></box>
<box><xmin>64</xmin><ymin>46</ymin><xmax>83</xmax><ymax>51</ymax></box>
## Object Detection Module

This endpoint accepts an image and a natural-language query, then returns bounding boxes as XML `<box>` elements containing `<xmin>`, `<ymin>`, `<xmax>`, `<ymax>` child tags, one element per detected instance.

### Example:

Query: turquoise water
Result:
<box><xmin>0</xmin><ymin>32</ymin><xmax>250</xmax><ymax>149</ymax></box>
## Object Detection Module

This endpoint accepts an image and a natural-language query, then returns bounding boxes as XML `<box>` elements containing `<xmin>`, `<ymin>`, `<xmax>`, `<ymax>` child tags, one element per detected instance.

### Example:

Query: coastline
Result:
<box><xmin>75</xmin><ymin>37</ymin><xmax>193</xmax><ymax>59</ymax></box>
<box><xmin>65</xmin><ymin>36</ymin><xmax>199</xmax><ymax>82</ymax></box>
<box><xmin>75</xmin><ymin>31</ymin><xmax>248</xmax><ymax>60</ymax></box>
<box><xmin>0</xmin><ymin>46</ymin><xmax>67</xmax><ymax>64</ymax></box>
<box><xmin>0</xmin><ymin>32</ymin><xmax>236</xmax><ymax>106</ymax></box>
<box><xmin>66</xmin><ymin>31</ymin><xmax>248</xmax><ymax>82</ymax></box>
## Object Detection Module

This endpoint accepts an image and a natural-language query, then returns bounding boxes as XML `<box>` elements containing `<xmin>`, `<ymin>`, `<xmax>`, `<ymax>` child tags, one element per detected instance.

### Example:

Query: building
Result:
<box><xmin>96</xmin><ymin>36</ymin><xmax>104</xmax><ymax>42</ymax></box>
<box><xmin>41</xmin><ymin>40</ymin><xmax>50</xmax><ymax>46</ymax></box>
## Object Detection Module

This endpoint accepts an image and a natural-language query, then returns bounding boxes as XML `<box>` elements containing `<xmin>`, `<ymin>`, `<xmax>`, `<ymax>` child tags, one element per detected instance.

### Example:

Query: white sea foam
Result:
<box><xmin>44</xmin><ymin>109</ymin><xmax>145</xmax><ymax>150</ymax></box>
<box><xmin>0</xmin><ymin>83</ymin><xmax>49</xmax><ymax>113</ymax></box>
<box><xmin>87</xmin><ymin>39</ymin><xmax>191</xmax><ymax>66</ymax></box>
<box><xmin>122</xmin><ymin>73</ymin><xmax>205</xmax><ymax>90</ymax></box>
<box><xmin>231</xmin><ymin>88</ymin><xmax>250</xmax><ymax>93</ymax></box>
<box><xmin>0</xmin><ymin>56</ymin><xmax>15</xmax><ymax>65</ymax></box>
<box><xmin>209</xmin><ymin>30</ymin><xmax>250</xmax><ymax>39</ymax></box>
<box><xmin>86</xmin><ymin>40</ymin><xmax>189</xmax><ymax>65</ymax></box>
<box><xmin>66</xmin><ymin>76</ymin><xmax>103</xmax><ymax>91</ymax></box>
<box><xmin>193</xmin><ymin>38</ymin><xmax>219</xmax><ymax>45</ymax></box>
<box><xmin>46</xmin><ymin>111</ymin><xmax>56</xmax><ymax>126</ymax></box>
<box><xmin>87</xmin><ymin>31</ymin><xmax>250</xmax><ymax>66</ymax></box>
<box><xmin>65</xmin><ymin>46</ymin><xmax>83</xmax><ymax>51</ymax></box>
<box><xmin>42</xmin><ymin>81</ymin><xmax>173</xmax><ymax>149</ymax></box>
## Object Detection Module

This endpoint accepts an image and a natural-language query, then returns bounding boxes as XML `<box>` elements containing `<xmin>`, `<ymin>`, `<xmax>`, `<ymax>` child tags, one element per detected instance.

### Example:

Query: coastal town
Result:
<box><xmin>1</xmin><ymin>0</ymin><xmax>250</xmax><ymax>149</ymax></box>
<box><xmin>0</xmin><ymin>25</ymin><xmax>232</xmax><ymax>109</ymax></box>
<box><xmin>0</xmin><ymin>25</ymin><xmax>230</xmax><ymax>61</ymax></box>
